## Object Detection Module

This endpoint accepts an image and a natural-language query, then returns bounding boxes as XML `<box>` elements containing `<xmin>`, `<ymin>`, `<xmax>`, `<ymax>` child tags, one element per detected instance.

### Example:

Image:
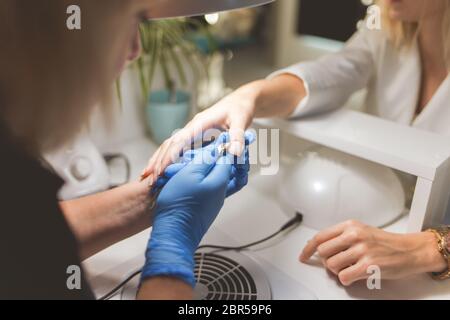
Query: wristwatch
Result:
<box><xmin>427</xmin><ymin>226</ymin><xmax>450</xmax><ymax>280</ymax></box>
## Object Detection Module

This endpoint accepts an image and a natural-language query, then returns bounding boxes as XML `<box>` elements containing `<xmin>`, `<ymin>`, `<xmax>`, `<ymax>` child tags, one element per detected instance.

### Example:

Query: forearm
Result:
<box><xmin>137</xmin><ymin>277</ymin><xmax>193</xmax><ymax>300</ymax></box>
<box><xmin>238</xmin><ymin>74</ymin><xmax>306</xmax><ymax>119</ymax></box>
<box><xmin>60</xmin><ymin>178</ymin><xmax>153</xmax><ymax>260</ymax></box>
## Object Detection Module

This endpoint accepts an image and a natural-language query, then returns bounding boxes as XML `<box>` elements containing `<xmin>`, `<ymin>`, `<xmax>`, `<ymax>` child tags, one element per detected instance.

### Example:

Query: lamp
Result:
<box><xmin>147</xmin><ymin>0</ymin><xmax>274</xmax><ymax>19</ymax></box>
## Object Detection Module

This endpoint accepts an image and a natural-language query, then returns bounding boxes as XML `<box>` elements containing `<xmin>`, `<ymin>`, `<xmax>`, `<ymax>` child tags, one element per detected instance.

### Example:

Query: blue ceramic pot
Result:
<box><xmin>145</xmin><ymin>90</ymin><xmax>190</xmax><ymax>144</ymax></box>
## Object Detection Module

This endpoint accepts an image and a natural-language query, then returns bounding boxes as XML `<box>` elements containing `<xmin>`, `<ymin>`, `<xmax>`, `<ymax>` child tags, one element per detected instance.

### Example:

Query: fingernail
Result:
<box><xmin>300</xmin><ymin>254</ymin><xmax>308</xmax><ymax>263</ymax></box>
<box><xmin>228</xmin><ymin>142</ymin><xmax>243</xmax><ymax>156</ymax></box>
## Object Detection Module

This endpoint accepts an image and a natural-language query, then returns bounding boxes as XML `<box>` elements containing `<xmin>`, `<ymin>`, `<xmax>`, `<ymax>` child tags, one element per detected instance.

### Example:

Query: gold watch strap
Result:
<box><xmin>427</xmin><ymin>228</ymin><xmax>450</xmax><ymax>280</ymax></box>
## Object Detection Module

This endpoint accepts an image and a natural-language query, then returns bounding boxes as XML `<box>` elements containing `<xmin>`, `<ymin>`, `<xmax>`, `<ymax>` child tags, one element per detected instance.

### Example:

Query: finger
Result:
<box><xmin>164</xmin><ymin>163</ymin><xmax>187</xmax><ymax>179</ymax></box>
<box><xmin>203</xmin><ymin>154</ymin><xmax>233</xmax><ymax>191</ymax></box>
<box><xmin>142</xmin><ymin>133</ymin><xmax>184</xmax><ymax>180</ymax></box>
<box><xmin>315</xmin><ymin>233</ymin><xmax>356</xmax><ymax>260</ymax></box>
<box><xmin>338</xmin><ymin>262</ymin><xmax>369</xmax><ymax>286</ymax></box>
<box><xmin>230</xmin><ymin>165</ymin><xmax>237</xmax><ymax>179</ymax></box>
<box><xmin>234</xmin><ymin>153</ymin><xmax>250</xmax><ymax>176</ymax></box>
<box><xmin>228</xmin><ymin>118</ymin><xmax>248</xmax><ymax>156</ymax></box>
<box><xmin>244</xmin><ymin>130</ymin><xmax>257</xmax><ymax>145</ymax></box>
<box><xmin>182</xmin><ymin>149</ymin><xmax>198</xmax><ymax>163</ymax></box>
<box><xmin>300</xmin><ymin>222</ymin><xmax>349</xmax><ymax>262</ymax></box>
<box><xmin>141</xmin><ymin>145</ymin><xmax>164</xmax><ymax>180</ymax></box>
<box><xmin>226</xmin><ymin>174</ymin><xmax>248</xmax><ymax>197</ymax></box>
<box><xmin>208</xmin><ymin>132</ymin><xmax>227</xmax><ymax>156</ymax></box>
<box><xmin>215</xmin><ymin>131</ymin><xmax>230</xmax><ymax>145</ymax></box>
<box><xmin>154</xmin><ymin>124</ymin><xmax>207</xmax><ymax>176</ymax></box>
<box><xmin>325</xmin><ymin>247</ymin><xmax>362</xmax><ymax>275</ymax></box>
<box><xmin>234</xmin><ymin>145</ymin><xmax>250</xmax><ymax>166</ymax></box>
<box><xmin>226</xmin><ymin>148</ymin><xmax>250</xmax><ymax>197</ymax></box>
<box><xmin>183</xmin><ymin>147</ymin><xmax>219</xmax><ymax>182</ymax></box>
<box><xmin>152</xmin><ymin>163</ymin><xmax>187</xmax><ymax>191</ymax></box>
<box><xmin>175</xmin><ymin>132</ymin><xmax>227</xmax><ymax>169</ymax></box>
<box><xmin>153</xmin><ymin>138</ymin><xmax>178</xmax><ymax>178</ymax></box>
<box><xmin>153</xmin><ymin>176</ymin><xmax>168</xmax><ymax>190</ymax></box>
<box><xmin>142</xmin><ymin>130</ymin><xmax>190</xmax><ymax>179</ymax></box>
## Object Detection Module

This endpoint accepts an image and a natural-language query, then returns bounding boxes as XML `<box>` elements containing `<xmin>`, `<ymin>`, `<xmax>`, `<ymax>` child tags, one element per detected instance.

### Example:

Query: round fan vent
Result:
<box><xmin>121</xmin><ymin>251</ymin><xmax>271</xmax><ymax>300</ymax></box>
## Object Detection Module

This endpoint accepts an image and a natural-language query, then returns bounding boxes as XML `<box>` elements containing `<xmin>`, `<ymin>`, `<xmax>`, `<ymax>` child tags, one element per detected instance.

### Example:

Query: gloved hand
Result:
<box><xmin>152</xmin><ymin>131</ymin><xmax>255</xmax><ymax>197</ymax></box>
<box><xmin>141</xmin><ymin>144</ymin><xmax>242</xmax><ymax>287</ymax></box>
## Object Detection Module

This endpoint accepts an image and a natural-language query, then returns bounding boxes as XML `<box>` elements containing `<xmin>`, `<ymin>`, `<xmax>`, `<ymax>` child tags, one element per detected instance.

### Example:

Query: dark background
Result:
<box><xmin>298</xmin><ymin>0</ymin><xmax>368</xmax><ymax>42</ymax></box>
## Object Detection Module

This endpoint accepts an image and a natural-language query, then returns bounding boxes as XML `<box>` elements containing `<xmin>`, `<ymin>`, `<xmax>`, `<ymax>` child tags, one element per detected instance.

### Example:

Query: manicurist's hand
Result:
<box><xmin>138</xmin><ymin>141</ymin><xmax>249</xmax><ymax>298</ymax></box>
<box><xmin>300</xmin><ymin>220</ymin><xmax>447</xmax><ymax>286</ymax></box>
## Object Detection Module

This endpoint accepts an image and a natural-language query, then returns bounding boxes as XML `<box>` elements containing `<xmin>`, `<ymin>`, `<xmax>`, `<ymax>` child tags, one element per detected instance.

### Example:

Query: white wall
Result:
<box><xmin>88</xmin><ymin>56</ymin><xmax>200</xmax><ymax>152</ymax></box>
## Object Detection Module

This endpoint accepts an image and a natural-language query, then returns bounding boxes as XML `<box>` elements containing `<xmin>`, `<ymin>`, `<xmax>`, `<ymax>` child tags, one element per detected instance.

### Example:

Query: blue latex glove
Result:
<box><xmin>152</xmin><ymin>131</ymin><xmax>255</xmax><ymax>197</ymax></box>
<box><xmin>141</xmin><ymin>147</ymin><xmax>236</xmax><ymax>287</ymax></box>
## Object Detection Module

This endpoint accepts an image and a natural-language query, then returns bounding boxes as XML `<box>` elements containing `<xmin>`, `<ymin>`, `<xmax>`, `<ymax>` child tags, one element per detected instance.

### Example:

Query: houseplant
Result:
<box><xmin>136</xmin><ymin>18</ymin><xmax>214</xmax><ymax>144</ymax></box>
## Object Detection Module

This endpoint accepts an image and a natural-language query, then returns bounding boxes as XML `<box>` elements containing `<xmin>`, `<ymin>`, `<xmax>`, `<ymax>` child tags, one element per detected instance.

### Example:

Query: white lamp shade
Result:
<box><xmin>147</xmin><ymin>0</ymin><xmax>274</xmax><ymax>19</ymax></box>
<box><xmin>278</xmin><ymin>147</ymin><xmax>406</xmax><ymax>230</ymax></box>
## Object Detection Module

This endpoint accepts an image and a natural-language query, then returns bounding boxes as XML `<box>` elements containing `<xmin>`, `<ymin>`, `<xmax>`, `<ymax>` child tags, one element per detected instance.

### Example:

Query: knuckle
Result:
<box><xmin>360</xmin><ymin>257</ymin><xmax>374</xmax><ymax>271</ymax></box>
<box><xmin>338</xmin><ymin>272</ymin><xmax>352</xmax><ymax>286</ymax></box>
<box><xmin>345</xmin><ymin>219</ymin><xmax>361</xmax><ymax>228</ymax></box>
<box><xmin>345</xmin><ymin>229</ymin><xmax>363</xmax><ymax>243</ymax></box>
<box><xmin>326</xmin><ymin>259</ymin><xmax>338</xmax><ymax>274</ymax></box>
<box><xmin>161</xmin><ymin>139</ymin><xmax>171</xmax><ymax>148</ymax></box>
<box><xmin>193</xmin><ymin>112</ymin><xmax>202</xmax><ymax>120</ymax></box>
<box><xmin>192</xmin><ymin>113</ymin><xmax>204</xmax><ymax>123</ymax></box>
<box><xmin>316</xmin><ymin>245</ymin><xmax>326</xmax><ymax>257</ymax></box>
<box><xmin>355</xmin><ymin>242</ymin><xmax>370</xmax><ymax>255</ymax></box>
<box><xmin>312</xmin><ymin>233</ymin><xmax>323</xmax><ymax>244</ymax></box>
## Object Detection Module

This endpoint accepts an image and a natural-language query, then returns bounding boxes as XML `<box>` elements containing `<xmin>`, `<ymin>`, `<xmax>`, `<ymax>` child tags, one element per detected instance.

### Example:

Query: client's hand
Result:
<box><xmin>300</xmin><ymin>220</ymin><xmax>446</xmax><ymax>286</ymax></box>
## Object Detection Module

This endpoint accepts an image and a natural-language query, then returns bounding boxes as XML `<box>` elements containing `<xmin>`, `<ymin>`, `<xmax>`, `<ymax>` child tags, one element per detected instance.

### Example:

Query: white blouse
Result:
<box><xmin>269</xmin><ymin>27</ymin><xmax>450</xmax><ymax>136</ymax></box>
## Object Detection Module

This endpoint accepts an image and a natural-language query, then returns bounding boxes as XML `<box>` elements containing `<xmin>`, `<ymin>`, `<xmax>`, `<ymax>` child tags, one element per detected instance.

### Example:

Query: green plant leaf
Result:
<box><xmin>136</xmin><ymin>56</ymin><xmax>149</xmax><ymax>101</ymax></box>
<box><xmin>159</xmin><ymin>48</ymin><xmax>173</xmax><ymax>93</ymax></box>
<box><xmin>115</xmin><ymin>77</ymin><xmax>123</xmax><ymax>108</ymax></box>
<box><xmin>134</xmin><ymin>18</ymin><xmax>214</xmax><ymax>102</ymax></box>
<box><xmin>168</xmin><ymin>46</ymin><xmax>187</xmax><ymax>87</ymax></box>
<box><xmin>147</xmin><ymin>25</ymin><xmax>161</xmax><ymax>94</ymax></box>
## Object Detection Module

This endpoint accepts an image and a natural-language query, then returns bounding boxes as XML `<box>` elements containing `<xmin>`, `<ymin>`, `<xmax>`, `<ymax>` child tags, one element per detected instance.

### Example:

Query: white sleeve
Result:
<box><xmin>268</xmin><ymin>28</ymin><xmax>380</xmax><ymax>118</ymax></box>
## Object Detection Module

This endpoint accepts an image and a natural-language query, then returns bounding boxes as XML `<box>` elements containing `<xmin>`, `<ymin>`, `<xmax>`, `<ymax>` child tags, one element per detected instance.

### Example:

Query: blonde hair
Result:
<box><xmin>444</xmin><ymin>5</ymin><xmax>450</xmax><ymax>68</ymax></box>
<box><xmin>0</xmin><ymin>0</ymin><xmax>131</xmax><ymax>154</ymax></box>
<box><xmin>377</xmin><ymin>0</ymin><xmax>450</xmax><ymax>68</ymax></box>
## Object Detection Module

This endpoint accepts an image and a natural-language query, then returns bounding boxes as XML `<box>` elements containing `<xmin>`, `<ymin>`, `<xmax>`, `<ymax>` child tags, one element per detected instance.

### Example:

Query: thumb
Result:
<box><xmin>164</xmin><ymin>163</ymin><xmax>188</xmax><ymax>178</ymax></box>
<box><xmin>202</xmin><ymin>153</ymin><xmax>233</xmax><ymax>189</ymax></box>
<box><xmin>182</xmin><ymin>147</ymin><xmax>219</xmax><ymax>181</ymax></box>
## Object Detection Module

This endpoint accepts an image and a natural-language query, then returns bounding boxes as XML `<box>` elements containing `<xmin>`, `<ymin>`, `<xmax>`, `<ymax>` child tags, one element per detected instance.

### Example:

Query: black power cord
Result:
<box><xmin>98</xmin><ymin>269</ymin><xmax>142</xmax><ymax>301</ymax></box>
<box><xmin>97</xmin><ymin>212</ymin><xmax>303</xmax><ymax>300</ymax></box>
<box><xmin>197</xmin><ymin>212</ymin><xmax>303</xmax><ymax>251</ymax></box>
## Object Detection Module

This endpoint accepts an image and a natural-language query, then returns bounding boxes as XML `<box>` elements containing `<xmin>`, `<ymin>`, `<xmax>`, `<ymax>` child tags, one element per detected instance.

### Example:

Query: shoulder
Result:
<box><xmin>0</xmin><ymin>132</ymin><xmax>64</xmax><ymax>195</ymax></box>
